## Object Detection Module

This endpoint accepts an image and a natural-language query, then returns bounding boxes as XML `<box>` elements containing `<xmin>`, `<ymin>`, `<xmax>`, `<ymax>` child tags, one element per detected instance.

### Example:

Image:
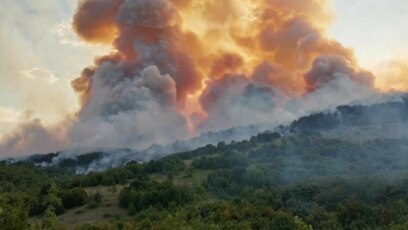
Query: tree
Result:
<box><xmin>93</xmin><ymin>191</ymin><xmax>103</xmax><ymax>203</ymax></box>
<box><xmin>62</xmin><ymin>188</ymin><xmax>88</xmax><ymax>209</ymax></box>
<box><xmin>41</xmin><ymin>183</ymin><xmax>65</xmax><ymax>215</ymax></box>
<box><xmin>42</xmin><ymin>206</ymin><xmax>58</xmax><ymax>230</ymax></box>
<box><xmin>128</xmin><ymin>203</ymin><xmax>137</xmax><ymax>216</ymax></box>
<box><xmin>0</xmin><ymin>195</ymin><xmax>29</xmax><ymax>230</ymax></box>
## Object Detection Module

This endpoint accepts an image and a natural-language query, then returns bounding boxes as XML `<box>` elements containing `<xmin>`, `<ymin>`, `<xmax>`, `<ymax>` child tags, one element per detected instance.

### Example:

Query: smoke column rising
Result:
<box><xmin>0</xmin><ymin>0</ymin><xmax>402</xmax><ymax>156</ymax></box>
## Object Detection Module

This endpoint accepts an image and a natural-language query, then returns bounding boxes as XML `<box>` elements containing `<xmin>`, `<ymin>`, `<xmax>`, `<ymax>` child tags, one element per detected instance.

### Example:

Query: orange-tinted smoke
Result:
<box><xmin>71</xmin><ymin>0</ymin><xmax>376</xmax><ymax>132</ymax></box>
<box><xmin>375</xmin><ymin>58</ymin><xmax>408</xmax><ymax>92</ymax></box>
<box><xmin>73</xmin><ymin>0</ymin><xmax>122</xmax><ymax>43</ymax></box>
<box><xmin>72</xmin><ymin>0</ymin><xmax>203</xmax><ymax>110</ymax></box>
<box><xmin>175</xmin><ymin>0</ymin><xmax>358</xmax><ymax>90</ymax></box>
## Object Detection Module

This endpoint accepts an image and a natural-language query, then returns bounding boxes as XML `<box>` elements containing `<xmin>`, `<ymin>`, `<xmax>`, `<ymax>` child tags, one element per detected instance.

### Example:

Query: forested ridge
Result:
<box><xmin>2</xmin><ymin>130</ymin><xmax>408</xmax><ymax>229</ymax></box>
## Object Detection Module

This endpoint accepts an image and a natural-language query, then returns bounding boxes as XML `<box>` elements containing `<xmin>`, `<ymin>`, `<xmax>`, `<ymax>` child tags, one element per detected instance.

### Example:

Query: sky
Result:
<box><xmin>0</xmin><ymin>0</ymin><xmax>110</xmax><ymax>135</ymax></box>
<box><xmin>329</xmin><ymin>0</ymin><xmax>408</xmax><ymax>68</ymax></box>
<box><xmin>0</xmin><ymin>0</ymin><xmax>407</xmax><ymax>136</ymax></box>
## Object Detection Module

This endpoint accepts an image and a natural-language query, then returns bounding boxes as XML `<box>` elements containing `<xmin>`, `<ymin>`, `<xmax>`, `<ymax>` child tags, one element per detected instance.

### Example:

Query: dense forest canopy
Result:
<box><xmin>2</xmin><ymin>116</ymin><xmax>408</xmax><ymax>229</ymax></box>
<box><xmin>1</xmin><ymin>99</ymin><xmax>408</xmax><ymax>229</ymax></box>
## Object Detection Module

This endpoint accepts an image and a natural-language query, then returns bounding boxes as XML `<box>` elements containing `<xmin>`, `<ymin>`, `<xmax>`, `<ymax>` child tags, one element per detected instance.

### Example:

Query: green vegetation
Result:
<box><xmin>119</xmin><ymin>178</ymin><xmax>193</xmax><ymax>214</ymax></box>
<box><xmin>2</xmin><ymin>131</ymin><xmax>408</xmax><ymax>229</ymax></box>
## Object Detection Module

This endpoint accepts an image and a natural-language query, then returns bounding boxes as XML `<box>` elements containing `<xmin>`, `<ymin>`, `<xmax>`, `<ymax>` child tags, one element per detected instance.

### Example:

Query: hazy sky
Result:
<box><xmin>0</xmin><ymin>0</ymin><xmax>109</xmax><ymax>134</ymax></box>
<box><xmin>330</xmin><ymin>0</ymin><xmax>408</xmax><ymax>68</ymax></box>
<box><xmin>0</xmin><ymin>0</ymin><xmax>407</xmax><ymax>135</ymax></box>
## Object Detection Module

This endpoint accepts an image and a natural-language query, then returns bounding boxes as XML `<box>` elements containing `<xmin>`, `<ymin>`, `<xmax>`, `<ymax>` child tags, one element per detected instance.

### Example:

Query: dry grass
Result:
<box><xmin>51</xmin><ymin>159</ymin><xmax>213</xmax><ymax>229</ymax></box>
<box><xmin>57</xmin><ymin>185</ymin><xmax>128</xmax><ymax>229</ymax></box>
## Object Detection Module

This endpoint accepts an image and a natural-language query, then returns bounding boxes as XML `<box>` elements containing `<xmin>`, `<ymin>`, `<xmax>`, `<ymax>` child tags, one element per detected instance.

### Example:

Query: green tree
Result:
<box><xmin>41</xmin><ymin>183</ymin><xmax>64</xmax><ymax>214</ymax></box>
<box><xmin>93</xmin><ymin>191</ymin><xmax>103</xmax><ymax>203</ymax></box>
<box><xmin>128</xmin><ymin>203</ymin><xmax>137</xmax><ymax>216</ymax></box>
<box><xmin>42</xmin><ymin>206</ymin><xmax>58</xmax><ymax>230</ymax></box>
<box><xmin>62</xmin><ymin>188</ymin><xmax>88</xmax><ymax>209</ymax></box>
<box><xmin>0</xmin><ymin>195</ymin><xmax>29</xmax><ymax>230</ymax></box>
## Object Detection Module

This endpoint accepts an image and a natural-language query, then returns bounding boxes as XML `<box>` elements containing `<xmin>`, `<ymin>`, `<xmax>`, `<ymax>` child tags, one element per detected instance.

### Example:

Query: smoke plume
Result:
<box><xmin>0</xmin><ymin>0</ymin><xmax>404</xmax><ymax>156</ymax></box>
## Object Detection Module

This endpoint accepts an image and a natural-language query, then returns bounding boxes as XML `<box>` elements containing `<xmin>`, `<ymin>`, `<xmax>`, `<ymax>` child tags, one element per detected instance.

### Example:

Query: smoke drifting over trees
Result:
<box><xmin>0</xmin><ymin>0</ymin><xmax>406</xmax><ymax>156</ymax></box>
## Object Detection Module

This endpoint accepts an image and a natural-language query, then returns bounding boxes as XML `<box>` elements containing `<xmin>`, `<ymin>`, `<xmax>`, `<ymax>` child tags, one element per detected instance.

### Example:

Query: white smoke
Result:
<box><xmin>68</xmin><ymin>64</ymin><xmax>188</xmax><ymax>152</ymax></box>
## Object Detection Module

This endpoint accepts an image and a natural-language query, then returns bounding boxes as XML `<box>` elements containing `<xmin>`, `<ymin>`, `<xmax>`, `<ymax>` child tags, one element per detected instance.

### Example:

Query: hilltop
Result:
<box><xmin>2</xmin><ymin>100</ymin><xmax>408</xmax><ymax>229</ymax></box>
<box><xmin>17</xmin><ymin>94</ymin><xmax>408</xmax><ymax>173</ymax></box>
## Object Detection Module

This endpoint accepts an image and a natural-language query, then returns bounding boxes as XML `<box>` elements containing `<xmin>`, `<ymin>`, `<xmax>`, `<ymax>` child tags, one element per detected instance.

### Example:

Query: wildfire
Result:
<box><xmin>68</xmin><ymin>0</ymin><xmax>404</xmax><ymax>146</ymax></box>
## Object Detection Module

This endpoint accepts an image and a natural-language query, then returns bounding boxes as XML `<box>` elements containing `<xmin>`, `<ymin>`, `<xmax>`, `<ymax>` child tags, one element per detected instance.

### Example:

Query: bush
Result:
<box><xmin>119</xmin><ymin>178</ymin><xmax>193</xmax><ymax>212</ymax></box>
<box><xmin>93</xmin><ymin>191</ymin><xmax>102</xmax><ymax>203</ymax></box>
<box><xmin>192</xmin><ymin>152</ymin><xmax>248</xmax><ymax>170</ymax></box>
<box><xmin>62</xmin><ymin>188</ymin><xmax>88</xmax><ymax>209</ymax></box>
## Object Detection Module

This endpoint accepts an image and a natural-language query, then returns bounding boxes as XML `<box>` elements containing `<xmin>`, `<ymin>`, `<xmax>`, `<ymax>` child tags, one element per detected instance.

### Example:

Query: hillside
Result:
<box><xmin>290</xmin><ymin>95</ymin><xmax>408</xmax><ymax>134</ymax></box>
<box><xmin>16</xmin><ymin>95</ymin><xmax>408</xmax><ymax>175</ymax></box>
<box><xmin>2</xmin><ymin>125</ymin><xmax>408</xmax><ymax>229</ymax></box>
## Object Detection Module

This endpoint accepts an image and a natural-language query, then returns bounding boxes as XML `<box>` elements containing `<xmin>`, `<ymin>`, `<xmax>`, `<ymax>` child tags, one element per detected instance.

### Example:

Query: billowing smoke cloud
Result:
<box><xmin>304</xmin><ymin>56</ymin><xmax>374</xmax><ymax>91</ymax></box>
<box><xmin>0</xmin><ymin>0</ymin><xmax>403</xmax><ymax>156</ymax></box>
<box><xmin>0</xmin><ymin>119</ymin><xmax>68</xmax><ymax>155</ymax></box>
<box><xmin>69</xmin><ymin>64</ymin><xmax>188</xmax><ymax>151</ymax></box>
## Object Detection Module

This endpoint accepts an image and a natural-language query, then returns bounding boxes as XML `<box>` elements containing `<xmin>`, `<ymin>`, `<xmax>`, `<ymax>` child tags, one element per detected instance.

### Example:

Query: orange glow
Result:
<box><xmin>375</xmin><ymin>58</ymin><xmax>408</xmax><ymax>92</ymax></box>
<box><xmin>72</xmin><ymin>0</ymin><xmax>379</xmax><ymax>134</ymax></box>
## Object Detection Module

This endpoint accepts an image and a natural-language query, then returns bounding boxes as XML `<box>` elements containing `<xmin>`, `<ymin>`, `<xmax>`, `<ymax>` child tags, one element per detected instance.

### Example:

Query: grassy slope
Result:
<box><xmin>56</xmin><ymin>163</ymin><xmax>213</xmax><ymax>228</ymax></box>
<box><xmin>28</xmin><ymin>186</ymin><xmax>129</xmax><ymax>229</ymax></box>
<box><xmin>53</xmin><ymin>136</ymin><xmax>303</xmax><ymax>227</ymax></box>
<box><xmin>23</xmin><ymin>128</ymin><xmax>408</xmax><ymax>228</ymax></box>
